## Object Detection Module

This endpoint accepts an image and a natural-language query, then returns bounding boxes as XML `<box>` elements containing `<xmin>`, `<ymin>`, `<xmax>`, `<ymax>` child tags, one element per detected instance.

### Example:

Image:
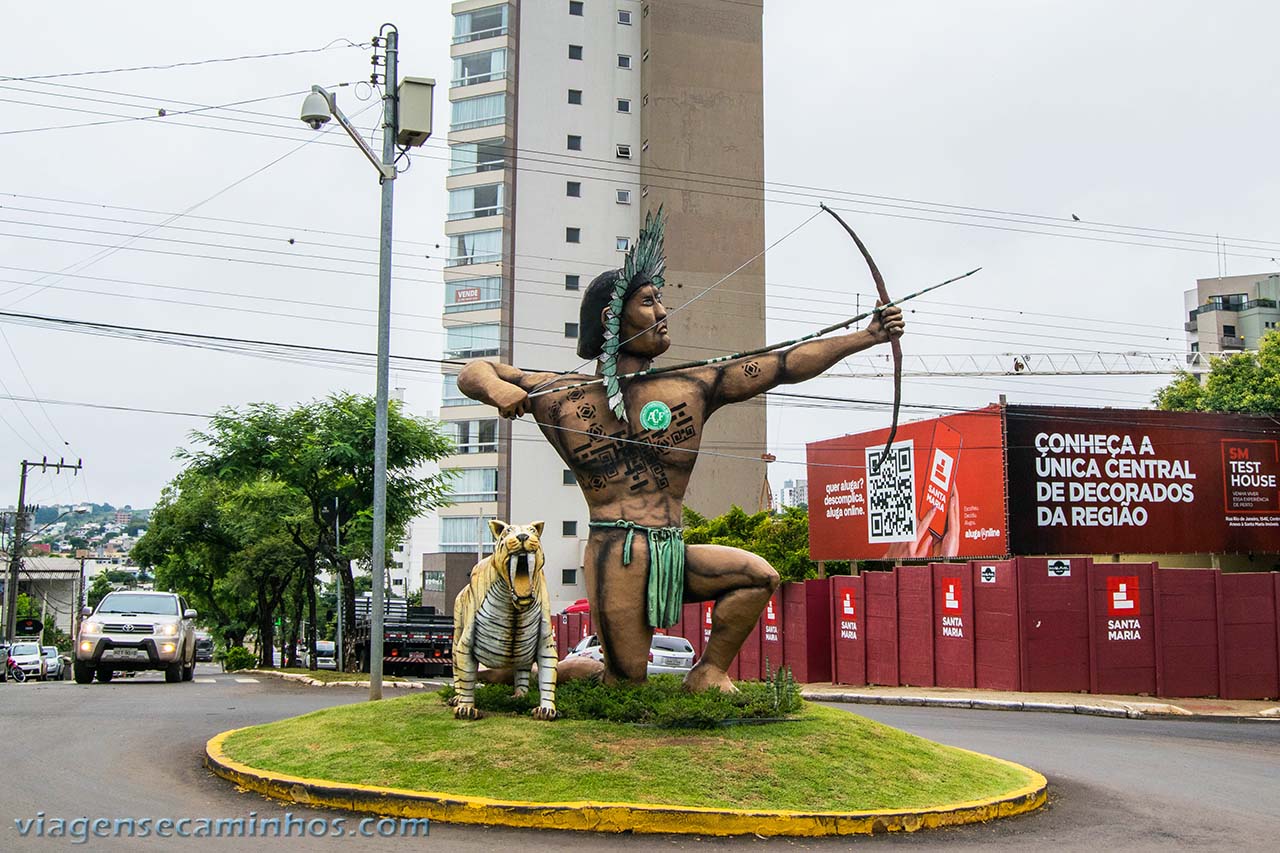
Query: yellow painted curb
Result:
<box><xmin>205</xmin><ymin>728</ymin><xmax>1046</xmax><ymax>837</ymax></box>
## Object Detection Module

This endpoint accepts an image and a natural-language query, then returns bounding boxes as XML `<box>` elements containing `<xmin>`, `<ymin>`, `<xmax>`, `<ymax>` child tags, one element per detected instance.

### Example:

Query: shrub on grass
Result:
<box><xmin>438</xmin><ymin>670</ymin><xmax>803</xmax><ymax>728</ymax></box>
<box><xmin>223</xmin><ymin>646</ymin><xmax>255</xmax><ymax>672</ymax></box>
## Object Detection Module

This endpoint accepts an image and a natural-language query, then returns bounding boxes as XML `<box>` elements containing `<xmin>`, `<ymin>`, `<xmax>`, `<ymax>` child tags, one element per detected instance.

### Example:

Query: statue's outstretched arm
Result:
<box><xmin>703</xmin><ymin>306</ymin><xmax>903</xmax><ymax>410</ymax></box>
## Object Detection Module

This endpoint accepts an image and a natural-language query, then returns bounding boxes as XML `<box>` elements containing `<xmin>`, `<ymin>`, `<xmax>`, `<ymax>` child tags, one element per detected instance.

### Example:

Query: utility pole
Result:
<box><xmin>4</xmin><ymin>457</ymin><xmax>81</xmax><ymax>641</ymax></box>
<box><xmin>299</xmin><ymin>21</ymin><xmax>432</xmax><ymax>698</ymax></box>
<box><xmin>366</xmin><ymin>24</ymin><xmax>399</xmax><ymax>702</ymax></box>
<box><xmin>74</xmin><ymin>550</ymin><xmax>88</xmax><ymax>638</ymax></box>
<box><xmin>333</xmin><ymin>498</ymin><xmax>344</xmax><ymax>672</ymax></box>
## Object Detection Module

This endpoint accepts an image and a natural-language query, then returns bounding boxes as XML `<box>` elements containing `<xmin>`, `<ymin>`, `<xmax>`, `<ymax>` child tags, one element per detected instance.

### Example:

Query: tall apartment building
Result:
<box><xmin>1184</xmin><ymin>272</ymin><xmax>1280</xmax><ymax>354</ymax></box>
<box><xmin>440</xmin><ymin>0</ymin><xmax>766</xmax><ymax>608</ymax></box>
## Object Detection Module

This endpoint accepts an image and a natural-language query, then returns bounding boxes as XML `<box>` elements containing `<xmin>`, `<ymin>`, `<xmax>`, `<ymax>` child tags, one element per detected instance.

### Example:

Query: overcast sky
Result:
<box><xmin>2</xmin><ymin>1</ymin><xmax>1278</xmax><ymax>510</ymax></box>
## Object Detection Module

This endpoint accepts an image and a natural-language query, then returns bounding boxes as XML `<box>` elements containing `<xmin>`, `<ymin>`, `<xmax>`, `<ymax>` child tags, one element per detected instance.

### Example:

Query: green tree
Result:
<box><xmin>132</xmin><ymin>472</ymin><xmax>251</xmax><ymax>649</ymax></box>
<box><xmin>1155</xmin><ymin>330</ymin><xmax>1280</xmax><ymax>412</ymax></box>
<box><xmin>133</xmin><ymin>472</ymin><xmax>303</xmax><ymax>664</ymax></box>
<box><xmin>682</xmin><ymin>504</ymin><xmax>848</xmax><ymax>584</ymax></box>
<box><xmin>171</xmin><ymin>393</ymin><xmax>454</xmax><ymax>669</ymax></box>
<box><xmin>86</xmin><ymin>573</ymin><xmax>113</xmax><ymax>609</ymax></box>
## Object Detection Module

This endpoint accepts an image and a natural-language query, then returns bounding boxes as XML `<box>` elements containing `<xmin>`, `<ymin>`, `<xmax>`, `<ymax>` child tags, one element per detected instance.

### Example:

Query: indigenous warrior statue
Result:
<box><xmin>458</xmin><ymin>208</ymin><xmax>905</xmax><ymax>692</ymax></box>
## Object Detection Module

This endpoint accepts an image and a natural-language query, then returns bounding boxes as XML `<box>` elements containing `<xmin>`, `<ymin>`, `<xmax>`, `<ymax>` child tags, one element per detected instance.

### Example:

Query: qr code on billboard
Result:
<box><xmin>866</xmin><ymin>440</ymin><xmax>916</xmax><ymax>543</ymax></box>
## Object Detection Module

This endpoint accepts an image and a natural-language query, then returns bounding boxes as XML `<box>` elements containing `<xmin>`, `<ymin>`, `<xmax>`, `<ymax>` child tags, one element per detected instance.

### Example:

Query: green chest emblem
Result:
<box><xmin>639</xmin><ymin>401</ymin><xmax>672</xmax><ymax>431</ymax></box>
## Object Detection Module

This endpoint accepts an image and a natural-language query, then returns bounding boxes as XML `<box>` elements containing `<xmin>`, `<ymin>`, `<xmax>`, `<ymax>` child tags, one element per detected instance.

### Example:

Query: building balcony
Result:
<box><xmin>1221</xmin><ymin>335</ymin><xmax>1246</xmax><ymax>349</ymax></box>
<box><xmin>1189</xmin><ymin>298</ymin><xmax>1277</xmax><ymax>320</ymax></box>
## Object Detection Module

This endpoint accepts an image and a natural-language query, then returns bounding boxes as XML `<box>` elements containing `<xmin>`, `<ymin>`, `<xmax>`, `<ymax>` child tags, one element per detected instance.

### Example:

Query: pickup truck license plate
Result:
<box><xmin>105</xmin><ymin>648</ymin><xmax>146</xmax><ymax>660</ymax></box>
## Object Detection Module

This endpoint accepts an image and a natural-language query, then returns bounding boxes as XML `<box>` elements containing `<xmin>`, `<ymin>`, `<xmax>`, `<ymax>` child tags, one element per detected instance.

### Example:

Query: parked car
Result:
<box><xmin>304</xmin><ymin>640</ymin><xmax>338</xmax><ymax>670</ymax></box>
<box><xmin>566</xmin><ymin>633</ymin><xmax>696</xmax><ymax>676</ymax></box>
<box><xmin>194</xmin><ymin>633</ymin><xmax>214</xmax><ymax>662</ymax></box>
<box><xmin>75</xmin><ymin>590</ymin><xmax>198</xmax><ymax>684</ymax></box>
<box><xmin>41</xmin><ymin>646</ymin><xmax>68</xmax><ymax>680</ymax></box>
<box><xmin>8</xmin><ymin>641</ymin><xmax>47</xmax><ymax>681</ymax></box>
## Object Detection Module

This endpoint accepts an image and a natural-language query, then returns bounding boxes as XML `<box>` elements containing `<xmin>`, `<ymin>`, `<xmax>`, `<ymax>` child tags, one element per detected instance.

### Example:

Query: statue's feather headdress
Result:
<box><xmin>599</xmin><ymin>206</ymin><xmax>666</xmax><ymax>422</ymax></box>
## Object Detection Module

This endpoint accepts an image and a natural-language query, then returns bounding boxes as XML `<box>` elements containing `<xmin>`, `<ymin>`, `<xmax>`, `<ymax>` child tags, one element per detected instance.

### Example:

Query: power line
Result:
<box><xmin>1</xmin><ymin>40</ymin><xmax>368</xmax><ymax>82</ymax></box>
<box><xmin>0</xmin><ymin>219</ymin><xmax>1194</xmax><ymax>348</ymax></box>
<box><xmin>7</xmin><ymin>86</ymin><xmax>1280</xmax><ymax>261</ymax></box>
<box><xmin>15</xmin><ymin>77</ymin><xmax>1278</xmax><ymax>255</ymax></box>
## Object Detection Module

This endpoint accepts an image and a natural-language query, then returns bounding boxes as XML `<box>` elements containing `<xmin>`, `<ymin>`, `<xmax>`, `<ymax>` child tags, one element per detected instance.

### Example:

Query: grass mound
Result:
<box><xmin>440</xmin><ymin>670</ymin><xmax>801</xmax><ymax>727</ymax></box>
<box><xmin>221</xmin><ymin>692</ymin><xmax>1035</xmax><ymax>811</ymax></box>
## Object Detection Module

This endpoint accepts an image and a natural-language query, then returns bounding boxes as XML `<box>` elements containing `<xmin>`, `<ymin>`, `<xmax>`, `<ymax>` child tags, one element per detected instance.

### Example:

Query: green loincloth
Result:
<box><xmin>588</xmin><ymin>520</ymin><xmax>685</xmax><ymax>628</ymax></box>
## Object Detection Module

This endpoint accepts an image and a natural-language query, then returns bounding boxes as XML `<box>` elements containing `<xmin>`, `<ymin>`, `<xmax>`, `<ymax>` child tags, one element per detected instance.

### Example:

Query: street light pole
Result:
<box><xmin>301</xmin><ymin>23</ymin><xmax>432</xmax><ymax>701</ymax></box>
<box><xmin>367</xmin><ymin>24</ymin><xmax>399</xmax><ymax>702</ymax></box>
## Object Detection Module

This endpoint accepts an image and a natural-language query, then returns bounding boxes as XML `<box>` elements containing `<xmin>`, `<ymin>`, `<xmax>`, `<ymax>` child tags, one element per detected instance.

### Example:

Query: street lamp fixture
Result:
<box><xmin>298</xmin><ymin>24</ymin><xmax>432</xmax><ymax>701</ymax></box>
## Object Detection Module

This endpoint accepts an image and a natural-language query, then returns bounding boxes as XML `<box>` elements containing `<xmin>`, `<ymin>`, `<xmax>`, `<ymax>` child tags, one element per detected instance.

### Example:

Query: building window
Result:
<box><xmin>447</xmin><ymin>183</ymin><xmax>504</xmax><ymax>220</ymax></box>
<box><xmin>444</xmin><ymin>419</ymin><xmax>498</xmax><ymax>454</ymax></box>
<box><xmin>618</xmin><ymin>9</ymin><xmax>632</xmax><ymax>24</ymax></box>
<box><xmin>444</xmin><ymin>323</ymin><xmax>501</xmax><ymax>358</ymax></box>
<box><xmin>450</xmin><ymin>93</ymin><xmax>507</xmax><ymax>131</ymax></box>
<box><xmin>568</xmin><ymin>88</ymin><xmax>583</xmax><ymax>105</ymax></box>
<box><xmin>566</xmin><ymin>227</ymin><xmax>581</xmax><ymax>243</ymax></box>
<box><xmin>442</xmin><ymin>374</ymin><xmax>471</xmax><ymax>407</ymax></box>
<box><xmin>1223</xmin><ymin>324</ymin><xmax>1237</xmax><ymax>337</ymax></box>
<box><xmin>569</xmin><ymin>0</ymin><xmax>584</xmax><ymax>14</ymax></box>
<box><xmin>448</xmin><ymin>138</ymin><xmax>506</xmax><ymax>176</ymax></box>
<box><xmin>569</xmin><ymin>44</ymin><xmax>583</xmax><ymax>60</ymax></box>
<box><xmin>562</xmin><ymin>569</ymin><xmax>577</xmax><ymax>585</ymax></box>
<box><xmin>563</xmin><ymin>469</ymin><xmax>576</xmax><ymax>485</ymax></box>
<box><xmin>565</xmin><ymin>274</ymin><xmax>580</xmax><ymax>291</ymax></box>
<box><xmin>440</xmin><ymin>516</ymin><xmax>496</xmax><ymax>553</ymax></box>
<box><xmin>617</xmin><ymin>98</ymin><xmax>631</xmax><ymax>113</ymax></box>
<box><xmin>615</xmin><ymin>144</ymin><xmax>631</xmax><ymax>159</ymax></box>
<box><xmin>567</xmin><ymin>134</ymin><xmax>582</xmax><ymax>151</ymax></box>
<box><xmin>445</xmin><ymin>276</ymin><xmax>502</xmax><ymax>313</ymax></box>
<box><xmin>562</xmin><ymin>520</ymin><xmax>578</xmax><ymax>536</ymax></box>
<box><xmin>616</xmin><ymin>237</ymin><xmax>629</xmax><ymax>251</ymax></box>
<box><xmin>616</xmin><ymin>189</ymin><xmax>631</xmax><ymax>204</ymax></box>
<box><xmin>452</xmin><ymin>48</ymin><xmax>507</xmax><ymax>87</ymax></box>
<box><xmin>447</xmin><ymin>468</ymin><xmax>499</xmax><ymax>503</ymax></box>
<box><xmin>566</xmin><ymin>181</ymin><xmax>581</xmax><ymax>197</ymax></box>
<box><xmin>423</xmin><ymin>570</ymin><xmax>445</xmax><ymax>591</ymax></box>
<box><xmin>565</xmin><ymin>322</ymin><xmax>579</xmax><ymax>338</ymax></box>
<box><xmin>453</xmin><ymin>6</ymin><xmax>508</xmax><ymax>44</ymax></box>
<box><xmin>447</xmin><ymin>229</ymin><xmax>503</xmax><ymax>267</ymax></box>
<box><xmin>617</xmin><ymin>54</ymin><xmax>632</xmax><ymax>69</ymax></box>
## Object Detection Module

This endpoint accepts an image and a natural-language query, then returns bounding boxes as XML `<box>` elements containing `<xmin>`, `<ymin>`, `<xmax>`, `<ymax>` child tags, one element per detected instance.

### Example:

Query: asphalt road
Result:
<box><xmin>2</xmin><ymin>667</ymin><xmax>1277</xmax><ymax>851</ymax></box>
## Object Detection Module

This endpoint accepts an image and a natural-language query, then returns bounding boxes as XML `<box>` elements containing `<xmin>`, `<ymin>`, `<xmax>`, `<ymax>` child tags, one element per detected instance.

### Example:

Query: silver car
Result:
<box><xmin>567</xmin><ymin>633</ymin><xmax>696</xmax><ymax>676</ymax></box>
<box><xmin>76</xmin><ymin>591</ymin><xmax>198</xmax><ymax>684</ymax></box>
<box><xmin>42</xmin><ymin>646</ymin><xmax>68</xmax><ymax>680</ymax></box>
<box><xmin>8</xmin><ymin>641</ymin><xmax>47</xmax><ymax>681</ymax></box>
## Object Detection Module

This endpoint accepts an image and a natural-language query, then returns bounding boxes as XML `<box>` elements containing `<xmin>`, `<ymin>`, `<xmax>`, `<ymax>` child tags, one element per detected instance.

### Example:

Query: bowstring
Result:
<box><xmin>525</xmin><ymin>206</ymin><xmax>826</xmax><ymax>397</ymax></box>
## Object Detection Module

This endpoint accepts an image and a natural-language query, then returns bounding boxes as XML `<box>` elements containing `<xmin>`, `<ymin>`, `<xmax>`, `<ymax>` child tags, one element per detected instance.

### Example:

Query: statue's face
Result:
<box><xmin>617</xmin><ymin>283</ymin><xmax>670</xmax><ymax>358</ymax></box>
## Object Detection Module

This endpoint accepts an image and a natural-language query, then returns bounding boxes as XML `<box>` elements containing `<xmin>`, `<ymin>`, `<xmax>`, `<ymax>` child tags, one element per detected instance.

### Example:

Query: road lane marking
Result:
<box><xmin>195</xmin><ymin>678</ymin><xmax>217</xmax><ymax>683</ymax></box>
<box><xmin>234</xmin><ymin>678</ymin><xmax>259</xmax><ymax>683</ymax></box>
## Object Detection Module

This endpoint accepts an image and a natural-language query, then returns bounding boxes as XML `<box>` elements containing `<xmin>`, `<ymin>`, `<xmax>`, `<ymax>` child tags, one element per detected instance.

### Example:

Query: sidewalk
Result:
<box><xmin>802</xmin><ymin>683</ymin><xmax>1280</xmax><ymax>720</ymax></box>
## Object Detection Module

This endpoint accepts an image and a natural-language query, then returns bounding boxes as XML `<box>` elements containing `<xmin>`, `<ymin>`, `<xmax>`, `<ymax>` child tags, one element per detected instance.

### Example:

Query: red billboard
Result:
<box><xmin>1006</xmin><ymin>407</ymin><xmax>1280</xmax><ymax>554</ymax></box>
<box><xmin>808</xmin><ymin>407</ymin><xmax>1008</xmax><ymax>560</ymax></box>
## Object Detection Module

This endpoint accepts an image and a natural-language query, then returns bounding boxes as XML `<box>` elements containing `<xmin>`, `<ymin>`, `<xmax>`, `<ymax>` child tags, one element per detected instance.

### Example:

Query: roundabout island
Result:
<box><xmin>205</xmin><ymin>685</ymin><xmax>1045</xmax><ymax>838</ymax></box>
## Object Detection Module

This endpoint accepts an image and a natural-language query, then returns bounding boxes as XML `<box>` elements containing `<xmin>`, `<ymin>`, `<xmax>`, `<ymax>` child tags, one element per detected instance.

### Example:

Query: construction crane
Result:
<box><xmin>824</xmin><ymin>351</ymin><xmax>1223</xmax><ymax>379</ymax></box>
